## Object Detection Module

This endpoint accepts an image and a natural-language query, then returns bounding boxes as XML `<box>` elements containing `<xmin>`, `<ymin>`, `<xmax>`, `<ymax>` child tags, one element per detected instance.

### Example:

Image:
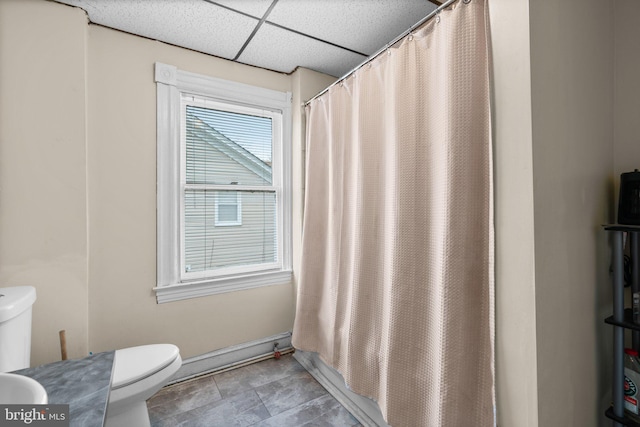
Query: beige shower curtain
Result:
<box><xmin>292</xmin><ymin>0</ymin><xmax>493</xmax><ymax>426</ymax></box>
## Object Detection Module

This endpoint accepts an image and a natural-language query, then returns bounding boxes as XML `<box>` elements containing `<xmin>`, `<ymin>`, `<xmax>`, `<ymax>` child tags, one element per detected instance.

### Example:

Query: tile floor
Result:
<box><xmin>147</xmin><ymin>353</ymin><xmax>362</xmax><ymax>427</ymax></box>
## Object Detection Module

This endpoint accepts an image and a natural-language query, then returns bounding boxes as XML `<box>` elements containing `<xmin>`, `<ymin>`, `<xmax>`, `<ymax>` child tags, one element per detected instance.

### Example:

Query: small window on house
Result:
<box><xmin>155</xmin><ymin>63</ymin><xmax>292</xmax><ymax>303</ymax></box>
<box><xmin>214</xmin><ymin>191</ymin><xmax>241</xmax><ymax>226</ymax></box>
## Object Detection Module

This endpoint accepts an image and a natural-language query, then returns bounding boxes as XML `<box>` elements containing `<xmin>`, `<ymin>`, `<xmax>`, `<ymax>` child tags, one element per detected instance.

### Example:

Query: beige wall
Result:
<box><xmin>0</xmin><ymin>0</ymin><xmax>630</xmax><ymax>424</ymax></box>
<box><xmin>85</xmin><ymin>17</ymin><xmax>335</xmax><ymax>357</ymax></box>
<box><xmin>491</xmin><ymin>0</ymin><xmax>616</xmax><ymax>425</ymax></box>
<box><xmin>529</xmin><ymin>1</ymin><xmax>614</xmax><ymax>426</ymax></box>
<box><xmin>614</xmin><ymin>0</ymin><xmax>640</xmax><ymax>181</ymax></box>
<box><xmin>0</xmin><ymin>0</ymin><xmax>90</xmax><ymax>365</ymax></box>
<box><xmin>611</xmin><ymin>0</ymin><xmax>640</xmax><ymax>419</ymax></box>
<box><xmin>489</xmin><ymin>1</ymin><xmax>539</xmax><ymax>425</ymax></box>
<box><xmin>0</xmin><ymin>0</ymin><xmax>335</xmax><ymax>364</ymax></box>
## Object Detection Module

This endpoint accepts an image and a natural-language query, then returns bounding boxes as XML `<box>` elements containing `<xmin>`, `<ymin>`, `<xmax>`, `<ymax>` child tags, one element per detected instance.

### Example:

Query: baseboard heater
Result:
<box><xmin>294</xmin><ymin>350</ymin><xmax>390</xmax><ymax>427</ymax></box>
<box><xmin>167</xmin><ymin>332</ymin><xmax>293</xmax><ymax>384</ymax></box>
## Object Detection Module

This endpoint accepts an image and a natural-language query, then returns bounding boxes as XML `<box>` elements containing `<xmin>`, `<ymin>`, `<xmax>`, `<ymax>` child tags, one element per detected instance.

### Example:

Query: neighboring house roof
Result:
<box><xmin>186</xmin><ymin>111</ymin><xmax>272</xmax><ymax>182</ymax></box>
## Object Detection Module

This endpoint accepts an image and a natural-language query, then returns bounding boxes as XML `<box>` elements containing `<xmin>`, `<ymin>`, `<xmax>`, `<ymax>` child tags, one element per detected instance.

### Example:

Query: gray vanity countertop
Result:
<box><xmin>13</xmin><ymin>351</ymin><xmax>115</xmax><ymax>427</ymax></box>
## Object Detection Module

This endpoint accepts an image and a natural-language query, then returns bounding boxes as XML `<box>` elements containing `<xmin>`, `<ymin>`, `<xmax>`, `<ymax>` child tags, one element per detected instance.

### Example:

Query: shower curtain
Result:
<box><xmin>292</xmin><ymin>0</ymin><xmax>493</xmax><ymax>426</ymax></box>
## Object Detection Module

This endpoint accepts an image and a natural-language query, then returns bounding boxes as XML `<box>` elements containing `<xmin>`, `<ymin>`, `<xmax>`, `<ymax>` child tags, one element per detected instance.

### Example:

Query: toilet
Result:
<box><xmin>0</xmin><ymin>286</ymin><xmax>181</xmax><ymax>427</ymax></box>
<box><xmin>105</xmin><ymin>344</ymin><xmax>182</xmax><ymax>427</ymax></box>
<box><xmin>0</xmin><ymin>286</ymin><xmax>37</xmax><ymax>372</ymax></box>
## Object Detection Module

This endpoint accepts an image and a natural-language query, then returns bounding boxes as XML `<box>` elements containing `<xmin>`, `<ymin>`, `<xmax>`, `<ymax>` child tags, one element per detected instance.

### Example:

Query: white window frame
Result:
<box><xmin>214</xmin><ymin>191</ymin><xmax>242</xmax><ymax>227</ymax></box>
<box><xmin>154</xmin><ymin>62</ymin><xmax>292</xmax><ymax>303</ymax></box>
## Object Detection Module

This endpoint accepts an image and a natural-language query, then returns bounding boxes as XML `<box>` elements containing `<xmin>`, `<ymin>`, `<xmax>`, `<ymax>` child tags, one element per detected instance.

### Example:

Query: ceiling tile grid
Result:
<box><xmin>61</xmin><ymin>0</ymin><xmax>260</xmax><ymax>60</ymax></box>
<box><xmin>267</xmin><ymin>0</ymin><xmax>437</xmax><ymax>55</ymax></box>
<box><xmin>239</xmin><ymin>22</ymin><xmax>367</xmax><ymax>76</ymax></box>
<box><xmin>54</xmin><ymin>0</ymin><xmax>440</xmax><ymax>77</ymax></box>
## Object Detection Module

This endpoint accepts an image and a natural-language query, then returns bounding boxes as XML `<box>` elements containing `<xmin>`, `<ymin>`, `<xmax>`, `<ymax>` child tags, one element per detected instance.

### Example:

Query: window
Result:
<box><xmin>214</xmin><ymin>191</ymin><xmax>241</xmax><ymax>227</ymax></box>
<box><xmin>154</xmin><ymin>63</ymin><xmax>292</xmax><ymax>303</ymax></box>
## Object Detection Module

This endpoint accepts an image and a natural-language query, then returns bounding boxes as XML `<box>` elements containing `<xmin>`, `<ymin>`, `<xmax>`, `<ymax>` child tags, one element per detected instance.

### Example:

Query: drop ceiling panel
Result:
<box><xmin>268</xmin><ymin>0</ymin><xmax>438</xmax><ymax>55</ymax></box>
<box><xmin>57</xmin><ymin>0</ymin><xmax>258</xmax><ymax>60</ymax></box>
<box><xmin>239</xmin><ymin>22</ymin><xmax>366</xmax><ymax>77</ymax></box>
<box><xmin>211</xmin><ymin>0</ymin><xmax>275</xmax><ymax>18</ymax></box>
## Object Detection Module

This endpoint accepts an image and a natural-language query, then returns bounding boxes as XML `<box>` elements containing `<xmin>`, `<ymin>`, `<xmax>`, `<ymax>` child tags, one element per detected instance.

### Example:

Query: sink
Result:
<box><xmin>0</xmin><ymin>373</ymin><xmax>47</xmax><ymax>404</ymax></box>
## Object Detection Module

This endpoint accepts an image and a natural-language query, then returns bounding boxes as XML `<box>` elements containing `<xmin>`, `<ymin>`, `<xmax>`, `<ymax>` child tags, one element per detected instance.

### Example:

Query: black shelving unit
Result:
<box><xmin>606</xmin><ymin>408</ymin><xmax>640</xmax><ymax>427</ymax></box>
<box><xmin>604</xmin><ymin>225</ymin><xmax>640</xmax><ymax>426</ymax></box>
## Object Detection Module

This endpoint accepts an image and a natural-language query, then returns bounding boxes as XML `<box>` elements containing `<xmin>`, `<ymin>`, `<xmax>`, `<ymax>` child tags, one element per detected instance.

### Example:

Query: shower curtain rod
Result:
<box><xmin>304</xmin><ymin>0</ymin><xmax>458</xmax><ymax>106</ymax></box>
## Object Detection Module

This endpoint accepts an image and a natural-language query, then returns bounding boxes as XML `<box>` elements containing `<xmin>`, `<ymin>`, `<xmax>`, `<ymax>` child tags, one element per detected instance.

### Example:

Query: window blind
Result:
<box><xmin>183</xmin><ymin>105</ymin><xmax>278</xmax><ymax>274</ymax></box>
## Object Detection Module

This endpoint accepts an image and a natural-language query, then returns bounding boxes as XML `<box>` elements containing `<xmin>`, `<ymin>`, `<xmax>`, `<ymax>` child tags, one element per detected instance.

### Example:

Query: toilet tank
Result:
<box><xmin>0</xmin><ymin>286</ymin><xmax>36</xmax><ymax>372</ymax></box>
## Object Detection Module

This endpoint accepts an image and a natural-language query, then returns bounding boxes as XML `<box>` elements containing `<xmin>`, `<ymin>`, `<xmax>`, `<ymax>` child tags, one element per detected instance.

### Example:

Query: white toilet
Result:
<box><xmin>0</xmin><ymin>286</ymin><xmax>182</xmax><ymax>427</ymax></box>
<box><xmin>105</xmin><ymin>344</ymin><xmax>182</xmax><ymax>427</ymax></box>
<box><xmin>0</xmin><ymin>286</ymin><xmax>37</xmax><ymax>372</ymax></box>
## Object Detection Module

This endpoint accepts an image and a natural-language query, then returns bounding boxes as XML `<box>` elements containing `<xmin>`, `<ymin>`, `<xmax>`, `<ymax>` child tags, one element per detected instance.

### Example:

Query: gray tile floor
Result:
<box><xmin>147</xmin><ymin>354</ymin><xmax>361</xmax><ymax>427</ymax></box>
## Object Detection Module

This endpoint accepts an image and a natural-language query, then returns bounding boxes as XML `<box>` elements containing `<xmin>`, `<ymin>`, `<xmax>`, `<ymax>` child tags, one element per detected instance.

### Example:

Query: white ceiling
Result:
<box><xmin>53</xmin><ymin>0</ymin><xmax>438</xmax><ymax>77</ymax></box>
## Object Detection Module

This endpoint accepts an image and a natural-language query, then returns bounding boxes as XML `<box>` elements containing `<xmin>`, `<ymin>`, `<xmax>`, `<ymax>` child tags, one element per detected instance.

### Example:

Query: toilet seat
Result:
<box><xmin>112</xmin><ymin>344</ymin><xmax>180</xmax><ymax>390</ymax></box>
<box><xmin>106</xmin><ymin>344</ymin><xmax>182</xmax><ymax>427</ymax></box>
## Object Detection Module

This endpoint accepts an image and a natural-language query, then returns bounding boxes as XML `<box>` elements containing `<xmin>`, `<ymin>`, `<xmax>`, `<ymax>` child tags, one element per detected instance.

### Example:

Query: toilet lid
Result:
<box><xmin>0</xmin><ymin>286</ymin><xmax>36</xmax><ymax>323</ymax></box>
<box><xmin>112</xmin><ymin>344</ymin><xmax>180</xmax><ymax>389</ymax></box>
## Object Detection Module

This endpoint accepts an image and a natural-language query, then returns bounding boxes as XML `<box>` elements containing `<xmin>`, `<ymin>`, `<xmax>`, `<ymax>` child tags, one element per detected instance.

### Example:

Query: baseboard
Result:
<box><xmin>168</xmin><ymin>332</ymin><xmax>292</xmax><ymax>384</ymax></box>
<box><xmin>293</xmin><ymin>350</ymin><xmax>390</xmax><ymax>427</ymax></box>
<box><xmin>166</xmin><ymin>334</ymin><xmax>388</xmax><ymax>427</ymax></box>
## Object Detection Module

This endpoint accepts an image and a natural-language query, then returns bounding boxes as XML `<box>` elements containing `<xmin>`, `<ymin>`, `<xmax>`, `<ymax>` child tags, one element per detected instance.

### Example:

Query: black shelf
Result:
<box><xmin>605</xmin><ymin>309</ymin><xmax>640</xmax><ymax>332</ymax></box>
<box><xmin>603</xmin><ymin>224</ymin><xmax>640</xmax><ymax>232</ymax></box>
<box><xmin>605</xmin><ymin>227</ymin><xmax>637</xmax><ymax>426</ymax></box>
<box><xmin>606</xmin><ymin>407</ymin><xmax>640</xmax><ymax>427</ymax></box>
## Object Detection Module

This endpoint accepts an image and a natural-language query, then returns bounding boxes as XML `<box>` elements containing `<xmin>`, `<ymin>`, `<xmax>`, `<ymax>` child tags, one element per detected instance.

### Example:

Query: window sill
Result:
<box><xmin>153</xmin><ymin>270</ymin><xmax>292</xmax><ymax>303</ymax></box>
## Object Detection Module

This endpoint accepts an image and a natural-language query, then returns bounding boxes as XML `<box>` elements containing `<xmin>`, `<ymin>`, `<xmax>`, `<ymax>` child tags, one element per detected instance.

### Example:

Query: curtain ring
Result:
<box><xmin>463</xmin><ymin>0</ymin><xmax>471</xmax><ymax>3</ymax></box>
<box><xmin>435</xmin><ymin>11</ymin><xmax>441</xmax><ymax>23</ymax></box>
<box><xmin>408</xmin><ymin>32</ymin><xmax>414</xmax><ymax>41</ymax></box>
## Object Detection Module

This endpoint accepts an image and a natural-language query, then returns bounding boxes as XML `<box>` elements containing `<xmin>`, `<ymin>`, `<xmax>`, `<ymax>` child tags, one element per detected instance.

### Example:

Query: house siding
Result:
<box><xmin>184</xmin><ymin>118</ymin><xmax>277</xmax><ymax>273</ymax></box>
